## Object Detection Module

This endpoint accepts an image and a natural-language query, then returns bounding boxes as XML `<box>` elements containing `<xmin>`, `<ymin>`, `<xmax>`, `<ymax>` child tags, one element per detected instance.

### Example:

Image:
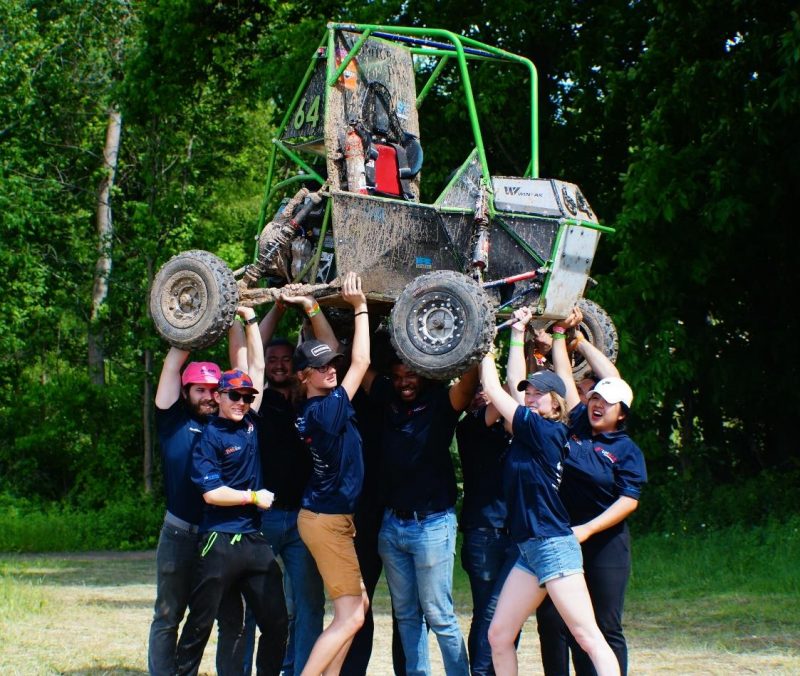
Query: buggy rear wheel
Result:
<box><xmin>390</xmin><ymin>271</ymin><xmax>495</xmax><ymax>381</ymax></box>
<box><xmin>150</xmin><ymin>250</ymin><xmax>239</xmax><ymax>351</ymax></box>
<box><xmin>569</xmin><ymin>298</ymin><xmax>619</xmax><ymax>381</ymax></box>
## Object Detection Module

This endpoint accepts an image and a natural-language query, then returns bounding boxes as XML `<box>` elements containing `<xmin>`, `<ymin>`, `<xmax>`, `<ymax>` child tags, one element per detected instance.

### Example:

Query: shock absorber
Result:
<box><xmin>344</xmin><ymin>126</ymin><xmax>368</xmax><ymax>194</ymax></box>
<box><xmin>242</xmin><ymin>189</ymin><xmax>322</xmax><ymax>286</ymax></box>
<box><xmin>469</xmin><ymin>187</ymin><xmax>490</xmax><ymax>280</ymax></box>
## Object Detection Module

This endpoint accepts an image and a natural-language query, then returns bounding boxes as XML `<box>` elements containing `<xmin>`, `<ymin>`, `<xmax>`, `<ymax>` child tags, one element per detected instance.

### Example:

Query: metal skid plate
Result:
<box><xmin>330</xmin><ymin>192</ymin><xmax>468</xmax><ymax>298</ymax></box>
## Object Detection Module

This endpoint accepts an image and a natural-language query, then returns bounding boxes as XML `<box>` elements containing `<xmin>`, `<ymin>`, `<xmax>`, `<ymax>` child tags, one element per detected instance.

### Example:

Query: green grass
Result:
<box><xmin>624</xmin><ymin>519</ymin><xmax>800</xmax><ymax>653</ymax></box>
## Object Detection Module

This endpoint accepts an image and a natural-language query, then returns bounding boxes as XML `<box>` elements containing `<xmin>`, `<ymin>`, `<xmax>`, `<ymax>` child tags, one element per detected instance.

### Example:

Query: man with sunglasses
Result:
<box><xmin>175</xmin><ymin>309</ymin><xmax>288</xmax><ymax>675</ymax></box>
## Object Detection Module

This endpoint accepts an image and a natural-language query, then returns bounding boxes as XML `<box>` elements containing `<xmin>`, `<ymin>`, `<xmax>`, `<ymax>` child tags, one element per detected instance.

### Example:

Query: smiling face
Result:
<box><xmin>523</xmin><ymin>385</ymin><xmax>556</xmax><ymax>417</ymax></box>
<box><xmin>587</xmin><ymin>392</ymin><xmax>626</xmax><ymax>433</ymax></box>
<box><xmin>214</xmin><ymin>389</ymin><xmax>252</xmax><ymax>422</ymax></box>
<box><xmin>185</xmin><ymin>383</ymin><xmax>218</xmax><ymax>417</ymax></box>
<box><xmin>265</xmin><ymin>344</ymin><xmax>294</xmax><ymax>388</ymax></box>
<box><xmin>391</xmin><ymin>363</ymin><xmax>424</xmax><ymax>403</ymax></box>
<box><xmin>300</xmin><ymin>362</ymin><xmax>338</xmax><ymax>397</ymax></box>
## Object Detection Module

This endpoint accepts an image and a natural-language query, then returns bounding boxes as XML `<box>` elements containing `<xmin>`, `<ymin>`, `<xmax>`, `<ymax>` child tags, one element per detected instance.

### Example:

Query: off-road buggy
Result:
<box><xmin>150</xmin><ymin>23</ymin><xmax>618</xmax><ymax>380</ymax></box>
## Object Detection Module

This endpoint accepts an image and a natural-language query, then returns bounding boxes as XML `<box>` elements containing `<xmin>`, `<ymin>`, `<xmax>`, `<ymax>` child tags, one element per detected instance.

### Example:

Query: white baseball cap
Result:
<box><xmin>589</xmin><ymin>377</ymin><xmax>633</xmax><ymax>409</ymax></box>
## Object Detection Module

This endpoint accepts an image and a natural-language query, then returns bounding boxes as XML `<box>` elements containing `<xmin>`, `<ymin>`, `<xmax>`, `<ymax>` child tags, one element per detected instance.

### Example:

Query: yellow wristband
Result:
<box><xmin>250</xmin><ymin>490</ymin><xmax>258</xmax><ymax>505</ymax></box>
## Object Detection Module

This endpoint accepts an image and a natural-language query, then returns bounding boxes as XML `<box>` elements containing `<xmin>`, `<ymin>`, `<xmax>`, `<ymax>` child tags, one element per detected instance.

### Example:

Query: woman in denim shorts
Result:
<box><xmin>479</xmin><ymin>307</ymin><xmax>620</xmax><ymax>676</ymax></box>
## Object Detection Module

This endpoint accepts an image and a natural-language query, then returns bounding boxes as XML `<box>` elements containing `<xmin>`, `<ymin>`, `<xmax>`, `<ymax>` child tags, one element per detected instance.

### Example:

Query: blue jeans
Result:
<box><xmin>148</xmin><ymin>518</ymin><xmax>200</xmax><ymax>675</ymax></box>
<box><xmin>461</xmin><ymin>528</ymin><xmax>516</xmax><ymax>676</ymax></box>
<box><xmin>378</xmin><ymin>508</ymin><xmax>469</xmax><ymax>676</ymax></box>
<box><xmin>240</xmin><ymin>508</ymin><xmax>325</xmax><ymax>676</ymax></box>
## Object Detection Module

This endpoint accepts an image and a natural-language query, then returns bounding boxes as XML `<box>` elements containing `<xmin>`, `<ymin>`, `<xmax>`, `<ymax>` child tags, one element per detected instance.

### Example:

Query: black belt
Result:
<box><xmin>391</xmin><ymin>508</ymin><xmax>446</xmax><ymax>521</ymax></box>
<box><xmin>271</xmin><ymin>502</ymin><xmax>299</xmax><ymax>511</ymax></box>
<box><xmin>164</xmin><ymin>510</ymin><xmax>200</xmax><ymax>534</ymax></box>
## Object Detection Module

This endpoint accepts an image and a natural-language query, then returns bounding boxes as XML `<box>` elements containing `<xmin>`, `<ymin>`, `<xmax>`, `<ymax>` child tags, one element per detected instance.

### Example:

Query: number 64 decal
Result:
<box><xmin>293</xmin><ymin>95</ymin><xmax>322</xmax><ymax>130</ymax></box>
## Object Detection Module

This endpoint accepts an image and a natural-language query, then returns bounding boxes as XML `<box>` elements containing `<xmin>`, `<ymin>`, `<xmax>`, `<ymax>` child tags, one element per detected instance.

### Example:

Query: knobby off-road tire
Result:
<box><xmin>571</xmin><ymin>298</ymin><xmax>619</xmax><ymax>381</ymax></box>
<box><xmin>150</xmin><ymin>250</ymin><xmax>239</xmax><ymax>351</ymax></box>
<box><xmin>390</xmin><ymin>270</ymin><xmax>495</xmax><ymax>381</ymax></box>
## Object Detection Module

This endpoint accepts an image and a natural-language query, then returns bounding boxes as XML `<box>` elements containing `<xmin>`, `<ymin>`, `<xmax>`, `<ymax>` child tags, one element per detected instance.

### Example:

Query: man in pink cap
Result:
<box><xmin>148</xmin><ymin>306</ymin><xmax>260</xmax><ymax>675</ymax></box>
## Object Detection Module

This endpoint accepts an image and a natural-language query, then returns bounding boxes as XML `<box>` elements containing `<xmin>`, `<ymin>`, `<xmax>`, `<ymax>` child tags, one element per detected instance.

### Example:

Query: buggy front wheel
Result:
<box><xmin>390</xmin><ymin>271</ymin><xmax>495</xmax><ymax>381</ymax></box>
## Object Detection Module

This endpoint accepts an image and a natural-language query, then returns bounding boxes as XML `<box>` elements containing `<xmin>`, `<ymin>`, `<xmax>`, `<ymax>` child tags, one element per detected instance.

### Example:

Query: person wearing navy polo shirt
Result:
<box><xmin>294</xmin><ymin>271</ymin><xmax>371</xmax><ymax>675</ymax></box>
<box><xmin>480</xmin><ymin>307</ymin><xmax>620</xmax><ymax>676</ymax></box>
<box><xmin>360</xmin><ymin>355</ymin><xmax>478</xmax><ymax>675</ymax></box>
<box><xmin>456</xmin><ymin>388</ymin><xmax>514</xmax><ymax>675</ymax></box>
<box><xmin>535</xmin><ymin>307</ymin><xmax>647</xmax><ymax>676</ymax></box>
<box><xmin>148</xmin><ymin>352</ymin><xmax>222</xmax><ymax>675</ymax></box>
<box><xmin>174</xmin><ymin>312</ymin><xmax>288</xmax><ymax>676</ymax></box>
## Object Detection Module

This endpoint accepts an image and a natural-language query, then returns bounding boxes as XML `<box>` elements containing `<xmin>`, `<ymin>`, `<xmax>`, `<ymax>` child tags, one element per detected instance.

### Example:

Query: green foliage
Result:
<box><xmin>0</xmin><ymin>491</ymin><xmax>163</xmax><ymax>552</ymax></box>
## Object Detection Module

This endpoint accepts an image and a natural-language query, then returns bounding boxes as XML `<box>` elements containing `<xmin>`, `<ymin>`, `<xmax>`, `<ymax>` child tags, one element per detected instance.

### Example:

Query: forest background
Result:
<box><xmin>1</xmin><ymin>0</ymin><xmax>799</xmax><ymax>549</ymax></box>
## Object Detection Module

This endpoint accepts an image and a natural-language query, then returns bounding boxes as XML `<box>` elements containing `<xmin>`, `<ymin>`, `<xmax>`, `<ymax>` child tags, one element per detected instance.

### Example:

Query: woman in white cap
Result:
<box><xmin>536</xmin><ymin>306</ymin><xmax>647</xmax><ymax>676</ymax></box>
<box><xmin>480</xmin><ymin>307</ymin><xmax>620</xmax><ymax>676</ymax></box>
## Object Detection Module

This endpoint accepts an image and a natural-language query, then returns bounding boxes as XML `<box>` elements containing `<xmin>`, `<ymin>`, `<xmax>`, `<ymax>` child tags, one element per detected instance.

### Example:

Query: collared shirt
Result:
<box><xmin>296</xmin><ymin>385</ymin><xmax>364</xmax><ymax>514</ymax></box>
<box><xmin>371</xmin><ymin>376</ymin><xmax>461</xmax><ymax>512</ymax></box>
<box><xmin>155</xmin><ymin>399</ymin><xmax>206</xmax><ymax>526</ymax></box>
<box><xmin>193</xmin><ymin>411</ymin><xmax>263</xmax><ymax>534</ymax></box>
<box><xmin>505</xmin><ymin>406</ymin><xmax>572</xmax><ymax>541</ymax></box>
<box><xmin>561</xmin><ymin>403</ymin><xmax>648</xmax><ymax>532</ymax></box>
<box><xmin>457</xmin><ymin>405</ymin><xmax>511</xmax><ymax>530</ymax></box>
<box><xmin>259</xmin><ymin>388</ymin><xmax>311</xmax><ymax>510</ymax></box>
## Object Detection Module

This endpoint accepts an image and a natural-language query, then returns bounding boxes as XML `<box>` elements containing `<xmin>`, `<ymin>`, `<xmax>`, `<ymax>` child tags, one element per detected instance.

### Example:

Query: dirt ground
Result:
<box><xmin>1</xmin><ymin>551</ymin><xmax>798</xmax><ymax>675</ymax></box>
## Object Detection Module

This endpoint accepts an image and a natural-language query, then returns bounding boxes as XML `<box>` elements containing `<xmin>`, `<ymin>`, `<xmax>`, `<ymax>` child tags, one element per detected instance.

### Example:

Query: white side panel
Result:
<box><xmin>541</xmin><ymin>223</ymin><xmax>600</xmax><ymax>319</ymax></box>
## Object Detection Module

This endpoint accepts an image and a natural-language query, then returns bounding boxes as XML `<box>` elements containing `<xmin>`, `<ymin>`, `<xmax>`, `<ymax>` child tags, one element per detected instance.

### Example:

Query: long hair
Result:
<box><xmin>545</xmin><ymin>392</ymin><xmax>569</xmax><ymax>424</ymax></box>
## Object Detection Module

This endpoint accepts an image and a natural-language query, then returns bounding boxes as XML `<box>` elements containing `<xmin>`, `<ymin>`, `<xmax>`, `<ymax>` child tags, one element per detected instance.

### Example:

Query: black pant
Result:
<box><xmin>536</xmin><ymin>528</ymin><xmax>631</xmax><ymax>676</ymax></box>
<box><xmin>175</xmin><ymin>531</ymin><xmax>288</xmax><ymax>676</ymax></box>
<box><xmin>340</xmin><ymin>505</ymin><xmax>406</xmax><ymax>676</ymax></box>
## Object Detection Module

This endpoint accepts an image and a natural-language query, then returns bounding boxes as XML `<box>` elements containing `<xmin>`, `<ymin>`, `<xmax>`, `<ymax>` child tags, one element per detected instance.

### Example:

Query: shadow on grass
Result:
<box><xmin>59</xmin><ymin>668</ymin><xmax>147</xmax><ymax>675</ymax></box>
<box><xmin>0</xmin><ymin>551</ymin><xmax>155</xmax><ymax>587</ymax></box>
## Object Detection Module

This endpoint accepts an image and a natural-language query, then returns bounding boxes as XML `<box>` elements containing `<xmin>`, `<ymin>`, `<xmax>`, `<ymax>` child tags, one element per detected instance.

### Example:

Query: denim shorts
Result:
<box><xmin>514</xmin><ymin>534</ymin><xmax>583</xmax><ymax>586</ymax></box>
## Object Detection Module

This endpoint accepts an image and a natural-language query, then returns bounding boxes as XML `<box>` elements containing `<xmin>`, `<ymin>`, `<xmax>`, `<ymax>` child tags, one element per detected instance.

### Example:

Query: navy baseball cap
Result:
<box><xmin>517</xmin><ymin>370</ymin><xmax>566</xmax><ymax>398</ymax></box>
<box><xmin>294</xmin><ymin>339</ymin><xmax>343</xmax><ymax>372</ymax></box>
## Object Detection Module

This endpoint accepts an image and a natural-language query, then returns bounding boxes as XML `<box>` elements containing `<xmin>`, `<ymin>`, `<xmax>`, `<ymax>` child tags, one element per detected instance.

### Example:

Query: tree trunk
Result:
<box><xmin>143</xmin><ymin>346</ymin><xmax>154</xmax><ymax>493</ymax></box>
<box><xmin>88</xmin><ymin>107</ymin><xmax>122</xmax><ymax>385</ymax></box>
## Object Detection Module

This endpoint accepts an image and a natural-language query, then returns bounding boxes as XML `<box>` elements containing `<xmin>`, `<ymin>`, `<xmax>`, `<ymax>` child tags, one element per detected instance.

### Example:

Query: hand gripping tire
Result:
<box><xmin>570</xmin><ymin>298</ymin><xmax>619</xmax><ymax>381</ymax></box>
<box><xmin>390</xmin><ymin>270</ymin><xmax>495</xmax><ymax>381</ymax></box>
<box><xmin>150</xmin><ymin>250</ymin><xmax>239</xmax><ymax>351</ymax></box>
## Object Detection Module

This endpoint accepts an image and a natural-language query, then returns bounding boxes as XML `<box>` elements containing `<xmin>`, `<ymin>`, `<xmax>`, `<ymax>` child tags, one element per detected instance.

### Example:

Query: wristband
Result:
<box><xmin>245</xmin><ymin>315</ymin><xmax>259</xmax><ymax>325</ymax></box>
<box><xmin>306</xmin><ymin>302</ymin><xmax>321</xmax><ymax>318</ymax></box>
<box><xmin>552</xmin><ymin>332</ymin><xmax>567</xmax><ymax>340</ymax></box>
<box><xmin>510</xmin><ymin>340</ymin><xmax>525</xmax><ymax>347</ymax></box>
<box><xmin>250</xmin><ymin>489</ymin><xmax>258</xmax><ymax>505</ymax></box>
<box><xmin>552</xmin><ymin>326</ymin><xmax>566</xmax><ymax>335</ymax></box>
<box><xmin>354</xmin><ymin>310</ymin><xmax>368</xmax><ymax>317</ymax></box>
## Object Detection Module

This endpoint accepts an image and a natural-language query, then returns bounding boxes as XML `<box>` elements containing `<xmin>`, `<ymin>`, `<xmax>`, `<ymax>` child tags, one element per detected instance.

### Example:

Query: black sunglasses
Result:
<box><xmin>223</xmin><ymin>391</ymin><xmax>255</xmax><ymax>404</ymax></box>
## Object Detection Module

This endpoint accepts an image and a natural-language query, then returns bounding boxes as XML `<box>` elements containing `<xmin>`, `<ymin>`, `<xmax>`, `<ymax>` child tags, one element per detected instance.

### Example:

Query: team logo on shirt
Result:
<box><xmin>224</xmin><ymin>445</ymin><xmax>242</xmax><ymax>455</ymax></box>
<box><xmin>594</xmin><ymin>446</ymin><xmax>618</xmax><ymax>463</ymax></box>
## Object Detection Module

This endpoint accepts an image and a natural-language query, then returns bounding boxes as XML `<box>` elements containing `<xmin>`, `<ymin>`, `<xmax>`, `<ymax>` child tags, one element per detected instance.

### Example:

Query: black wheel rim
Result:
<box><xmin>405</xmin><ymin>290</ymin><xmax>466</xmax><ymax>356</ymax></box>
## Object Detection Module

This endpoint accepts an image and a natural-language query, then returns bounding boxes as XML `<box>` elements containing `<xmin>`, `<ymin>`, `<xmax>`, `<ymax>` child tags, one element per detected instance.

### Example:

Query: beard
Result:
<box><xmin>190</xmin><ymin>399</ymin><xmax>217</xmax><ymax>418</ymax></box>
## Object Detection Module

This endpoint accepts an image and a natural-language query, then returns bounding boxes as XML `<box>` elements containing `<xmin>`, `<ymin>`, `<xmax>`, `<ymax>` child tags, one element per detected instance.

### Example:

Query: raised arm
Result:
<box><xmin>506</xmin><ymin>307</ymin><xmax>533</xmax><ymax>405</ymax></box>
<box><xmin>258</xmin><ymin>300</ymin><xmax>287</xmax><ymax>347</ymax></box>
<box><xmin>237</xmin><ymin>306</ymin><xmax>265</xmax><ymax>413</ymax></box>
<box><xmin>449</xmin><ymin>365</ymin><xmax>480</xmax><ymax>413</ymax></box>
<box><xmin>338</xmin><ymin>272</ymin><xmax>370</xmax><ymax>400</ymax></box>
<box><xmin>155</xmin><ymin>347</ymin><xmax>190</xmax><ymax>409</ymax></box>
<box><xmin>280</xmin><ymin>284</ymin><xmax>340</xmax><ymax>351</ymax></box>
<box><xmin>480</xmin><ymin>348</ymin><xmax>520</xmax><ymax>426</ymax></box>
<box><xmin>550</xmin><ymin>307</ymin><xmax>582</xmax><ymax>411</ymax></box>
